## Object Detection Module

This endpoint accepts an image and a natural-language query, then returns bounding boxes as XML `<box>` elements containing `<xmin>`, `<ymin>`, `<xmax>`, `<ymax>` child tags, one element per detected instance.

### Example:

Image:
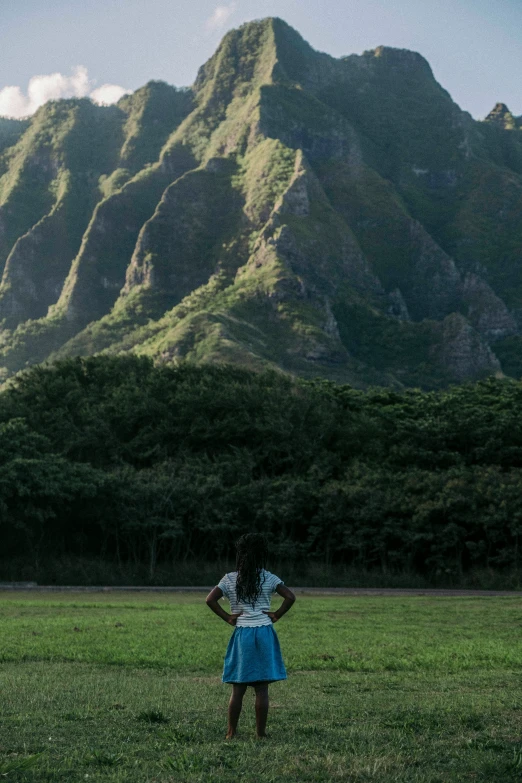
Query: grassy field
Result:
<box><xmin>0</xmin><ymin>592</ymin><xmax>521</xmax><ymax>782</ymax></box>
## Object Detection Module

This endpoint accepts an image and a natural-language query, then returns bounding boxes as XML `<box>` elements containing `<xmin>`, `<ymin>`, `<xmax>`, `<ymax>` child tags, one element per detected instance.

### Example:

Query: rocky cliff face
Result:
<box><xmin>0</xmin><ymin>17</ymin><xmax>521</xmax><ymax>388</ymax></box>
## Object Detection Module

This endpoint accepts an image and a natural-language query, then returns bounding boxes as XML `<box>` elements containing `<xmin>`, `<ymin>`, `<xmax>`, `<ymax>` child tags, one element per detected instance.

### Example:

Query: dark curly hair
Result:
<box><xmin>235</xmin><ymin>533</ymin><xmax>268</xmax><ymax>606</ymax></box>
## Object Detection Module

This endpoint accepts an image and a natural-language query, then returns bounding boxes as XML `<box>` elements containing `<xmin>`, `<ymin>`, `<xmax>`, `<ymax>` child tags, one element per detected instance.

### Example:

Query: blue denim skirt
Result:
<box><xmin>222</xmin><ymin>624</ymin><xmax>287</xmax><ymax>684</ymax></box>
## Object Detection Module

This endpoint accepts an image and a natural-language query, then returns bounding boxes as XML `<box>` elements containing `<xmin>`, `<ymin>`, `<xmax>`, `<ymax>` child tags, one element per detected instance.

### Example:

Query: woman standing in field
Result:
<box><xmin>206</xmin><ymin>533</ymin><xmax>296</xmax><ymax>739</ymax></box>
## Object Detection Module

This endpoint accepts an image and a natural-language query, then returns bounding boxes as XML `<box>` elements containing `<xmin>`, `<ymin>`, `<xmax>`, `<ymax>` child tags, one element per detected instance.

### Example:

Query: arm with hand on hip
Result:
<box><xmin>263</xmin><ymin>583</ymin><xmax>296</xmax><ymax>623</ymax></box>
<box><xmin>205</xmin><ymin>586</ymin><xmax>243</xmax><ymax>625</ymax></box>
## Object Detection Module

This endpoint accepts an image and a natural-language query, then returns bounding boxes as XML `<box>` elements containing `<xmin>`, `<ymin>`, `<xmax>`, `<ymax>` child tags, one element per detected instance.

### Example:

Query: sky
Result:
<box><xmin>1</xmin><ymin>0</ymin><xmax>521</xmax><ymax>119</ymax></box>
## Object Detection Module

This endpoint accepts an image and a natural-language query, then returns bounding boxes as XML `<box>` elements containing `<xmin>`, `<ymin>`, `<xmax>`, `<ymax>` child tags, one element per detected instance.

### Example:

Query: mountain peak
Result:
<box><xmin>365</xmin><ymin>45</ymin><xmax>434</xmax><ymax>77</ymax></box>
<box><xmin>194</xmin><ymin>17</ymin><xmax>328</xmax><ymax>97</ymax></box>
<box><xmin>193</xmin><ymin>16</ymin><xmax>280</xmax><ymax>98</ymax></box>
<box><xmin>485</xmin><ymin>102</ymin><xmax>518</xmax><ymax>129</ymax></box>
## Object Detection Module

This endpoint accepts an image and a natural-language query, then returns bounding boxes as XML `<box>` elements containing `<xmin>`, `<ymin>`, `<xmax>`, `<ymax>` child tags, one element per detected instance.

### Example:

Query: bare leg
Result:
<box><xmin>254</xmin><ymin>683</ymin><xmax>269</xmax><ymax>738</ymax></box>
<box><xmin>227</xmin><ymin>684</ymin><xmax>247</xmax><ymax>739</ymax></box>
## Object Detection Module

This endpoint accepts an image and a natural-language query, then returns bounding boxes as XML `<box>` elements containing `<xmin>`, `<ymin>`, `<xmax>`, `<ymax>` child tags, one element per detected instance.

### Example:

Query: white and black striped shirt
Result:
<box><xmin>217</xmin><ymin>569</ymin><xmax>284</xmax><ymax>627</ymax></box>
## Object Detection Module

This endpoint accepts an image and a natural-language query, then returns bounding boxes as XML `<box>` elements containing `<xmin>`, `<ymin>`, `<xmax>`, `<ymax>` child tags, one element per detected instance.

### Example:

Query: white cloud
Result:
<box><xmin>90</xmin><ymin>84</ymin><xmax>129</xmax><ymax>106</ymax></box>
<box><xmin>0</xmin><ymin>66</ymin><xmax>129</xmax><ymax>118</ymax></box>
<box><xmin>205</xmin><ymin>2</ymin><xmax>237</xmax><ymax>34</ymax></box>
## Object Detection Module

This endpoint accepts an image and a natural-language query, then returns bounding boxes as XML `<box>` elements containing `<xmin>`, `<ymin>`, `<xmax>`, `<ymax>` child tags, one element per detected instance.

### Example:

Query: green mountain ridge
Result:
<box><xmin>0</xmin><ymin>17</ymin><xmax>521</xmax><ymax>388</ymax></box>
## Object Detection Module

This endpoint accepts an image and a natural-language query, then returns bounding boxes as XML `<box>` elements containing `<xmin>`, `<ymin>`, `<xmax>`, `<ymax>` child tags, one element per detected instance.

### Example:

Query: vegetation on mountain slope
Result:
<box><xmin>0</xmin><ymin>18</ymin><xmax>520</xmax><ymax>388</ymax></box>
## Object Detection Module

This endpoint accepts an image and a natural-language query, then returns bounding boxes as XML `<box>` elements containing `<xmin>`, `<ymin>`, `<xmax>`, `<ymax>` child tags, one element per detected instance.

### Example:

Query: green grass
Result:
<box><xmin>1</xmin><ymin>592</ymin><xmax>522</xmax><ymax>781</ymax></box>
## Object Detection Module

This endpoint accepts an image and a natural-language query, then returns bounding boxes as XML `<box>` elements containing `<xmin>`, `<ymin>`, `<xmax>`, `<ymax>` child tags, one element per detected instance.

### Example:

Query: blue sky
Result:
<box><xmin>1</xmin><ymin>0</ymin><xmax>521</xmax><ymax>119</ymax></box>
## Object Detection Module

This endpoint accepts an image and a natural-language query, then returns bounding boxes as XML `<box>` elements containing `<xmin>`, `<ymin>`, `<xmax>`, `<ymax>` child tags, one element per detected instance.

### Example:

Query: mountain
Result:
<box><xmin>0</xmin><ymin>18</ymin><xmax>521</xmax><ymax>388</ymax></box>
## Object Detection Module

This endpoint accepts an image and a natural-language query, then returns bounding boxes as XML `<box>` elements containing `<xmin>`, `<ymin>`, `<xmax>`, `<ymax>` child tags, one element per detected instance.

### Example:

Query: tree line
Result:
<box><xmin>1</xmin><ymin>356</ymin><xmax>522</xmax><ymax>580</ymax></box>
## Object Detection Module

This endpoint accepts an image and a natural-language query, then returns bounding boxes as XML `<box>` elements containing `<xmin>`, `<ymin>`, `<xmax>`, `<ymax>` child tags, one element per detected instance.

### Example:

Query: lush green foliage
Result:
<box><xmin>117</xmin><ymin>82</ymin><xmax>194</xmax><ymax>173</ymax></box>
<box><xmin>2</xmin><ymin>356</ymin><xmax>522</xmax><ymax>578</ymax></box>
<box><xmin>1</xmin><ymin>592</ymin><xmax>521</xmax><ymax>782</ymax></box>
<box><xmin>0</xmin><ymin>117</ymin><xmax>29</xmax><ymax>154</ymax></box>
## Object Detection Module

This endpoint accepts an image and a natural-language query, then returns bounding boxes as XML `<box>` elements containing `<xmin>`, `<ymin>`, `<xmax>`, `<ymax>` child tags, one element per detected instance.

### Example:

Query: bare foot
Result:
<box><xmin>225</xmin><ymin>732</ymin><xmax>237</xmax><ymax>740</ymax></box>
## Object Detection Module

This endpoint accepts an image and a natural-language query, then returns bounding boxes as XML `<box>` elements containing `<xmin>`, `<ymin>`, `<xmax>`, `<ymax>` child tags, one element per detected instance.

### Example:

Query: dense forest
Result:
<box><xmin>1</xmin><ymin>356</ymin><xmax>522</xmax><ymax>586</ymax></box>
